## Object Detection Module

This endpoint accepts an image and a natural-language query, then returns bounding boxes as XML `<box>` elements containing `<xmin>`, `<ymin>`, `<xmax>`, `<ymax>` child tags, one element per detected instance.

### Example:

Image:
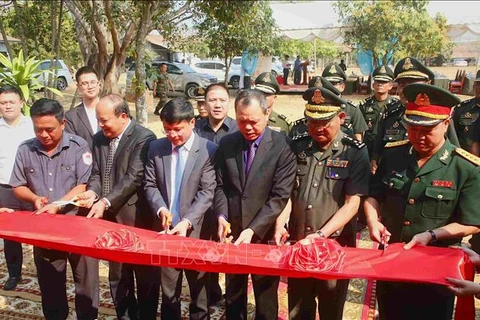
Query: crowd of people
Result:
<box><xmin>1</xmin><ymin>57</ymin><xmax>480</xmax><ymax>320</ymax></box>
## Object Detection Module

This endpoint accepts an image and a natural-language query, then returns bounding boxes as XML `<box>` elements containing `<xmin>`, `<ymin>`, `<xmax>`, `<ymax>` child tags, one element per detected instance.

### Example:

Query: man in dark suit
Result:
<box><xmin>215</xmin><ymin>90</ymin><xmax>297</xmax><ymax>320</ymax></box>
<box><xmin>65</xmin><ymin>66</ymin><xmax>101</xmax><ymax>147</ymax></box>
<box><xmin>75</xmin><ymin>94</ymin><xmax>158</xmax><ymax>320</ymax></box>
<box><xmin>144</xmin><ymin>98</ymin><xmax>217</xmax><ymax>320</ymax></box>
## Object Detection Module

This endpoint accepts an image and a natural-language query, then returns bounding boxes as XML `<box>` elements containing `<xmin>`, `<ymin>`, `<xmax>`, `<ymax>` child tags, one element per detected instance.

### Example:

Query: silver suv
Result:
<box><xmin>126</xmin><ymin>61</ymin><xmax>218</xmax><ymax>98</ymax></box>
<box><xmin>37</xmin><ymin>60</ymin><xmax>73</xmax><ymax>91</ymax></box>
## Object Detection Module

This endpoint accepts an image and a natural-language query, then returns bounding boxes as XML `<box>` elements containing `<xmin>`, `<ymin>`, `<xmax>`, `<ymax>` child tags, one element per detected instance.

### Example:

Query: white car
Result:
<box><xmin>231</xmin><ymin>56</ymin><xmax>284</xmax><ymax>77</ymax></box>
<box><xmin>192</xmin><ymin>60</ymin><xmax>241</xmax><ymax>89</ymax></box>
<box><xmin>36</xmin><ymin>60</ymin><xmax>73</xmax><ymax>91</ymax></box>
<box><xmin>452</xmin><ymin>59</ymin><xmax>468</xmax><ymax>67</ymax></box>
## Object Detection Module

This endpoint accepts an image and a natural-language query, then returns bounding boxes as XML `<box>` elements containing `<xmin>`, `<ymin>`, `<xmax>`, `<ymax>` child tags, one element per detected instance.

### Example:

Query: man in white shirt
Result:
<box><xmin>65</xmin><ymin>66</ymin><xmax>101</xmax><ymax>147</ymax></box>
<box><xmin>0</xmin><ymin>85</ymin><xmax>35</xmax><ymax>290</ymax></box>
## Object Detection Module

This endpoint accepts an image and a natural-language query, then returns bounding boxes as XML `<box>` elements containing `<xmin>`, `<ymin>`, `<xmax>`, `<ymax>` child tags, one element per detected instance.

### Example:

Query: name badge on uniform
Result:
<box><xmin>82</xmin><ymin>152</ymin><xmax>93</xmax><ymax>165</ymax></box>
<box><xmin>326</xmin><ymin>158</ymin><xmax>349</xmax><ymax>168</ymax></box>
<box><xmin>431</xmin><ymin>180</ymin><xmax>453</xmax><ymax>188</ymax></box>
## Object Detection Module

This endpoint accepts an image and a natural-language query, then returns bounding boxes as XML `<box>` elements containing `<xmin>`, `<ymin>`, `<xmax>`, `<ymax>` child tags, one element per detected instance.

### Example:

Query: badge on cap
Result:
<box><xmin>379</xmin><ymin>66</ymin><xmax>386</xmax><ymax>73</ymax></box>
<box><xmin>403</xmin><ymin>58</ymin><xmax>413</xmax><ymax>70</ymax></box>
<box><xmin>82</xmin><ymin>152</ymin><xmax>93</xmax><ymax>165</ymax></box>
<box><xmin>431</xmin><ymin>180</ymin><xmax>453</xmax><ymax>188</ymax></box>
<box><xmin>415</xmin><ymin>93</ymin><xmax>431</xmax><ymax>106</ymax></box>
<box><xmin>329</xmin><ymin>65</ymin><xmax>336</xmax><ymax>74</ymax></box>
<box><xmin>312</xmin><ymin>89</ymin><xmax>325</xmax><ymax>104</ymax></box>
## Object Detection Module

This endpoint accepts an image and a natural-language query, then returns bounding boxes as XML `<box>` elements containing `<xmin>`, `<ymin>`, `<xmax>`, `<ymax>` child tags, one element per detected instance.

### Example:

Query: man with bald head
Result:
<box><xmin>76</xmin><ymin>94</ymin><xmax>158</xmax><ymax>319</ymax></box>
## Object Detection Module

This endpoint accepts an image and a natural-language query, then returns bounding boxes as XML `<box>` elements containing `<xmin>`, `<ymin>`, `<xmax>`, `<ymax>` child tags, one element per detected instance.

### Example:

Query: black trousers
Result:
<box><xmin>288</xmin><ymin>234</ymin><xmax>355</xmax><ymax>320</ymax></box>
<box><xmin>377</xmin><ymin>281</ymin><xmax>454</xmax><ymax>320</ymax></box>
<box><xmin>225</xmin><ymin>273</ymin><xmax>279</xmax><ymax>320</ymax></box>
<box><xmin>33</xmin><ymin>246</ymin><xmax>99</xmax><ymax>320</ymax></box>
<box><xmin>283</xmin><ymin>68</ymin><xmax>290</xmax><ymax>85</ymax></box>
<box><xmin>0</xmin><ymin>184</ymin><xmax>31</xmax><ymax>278</ymax></box>
<box><xmin>109</xmin><ymin>261</ymin><xmax>160</xmax><ymax>320</ymax></box>
<box><xmin>161</xmin><ymin>267</ymin><xmax>209</xmax><ymax>320</ymax></box>
<box><xmin>294</xmin><ymin>69</ymin><xmax>302</xmax><ymax>84</ymax></box>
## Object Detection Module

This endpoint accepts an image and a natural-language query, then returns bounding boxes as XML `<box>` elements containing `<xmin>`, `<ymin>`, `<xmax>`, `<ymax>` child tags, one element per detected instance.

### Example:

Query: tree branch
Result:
<box><xmin>64</xmin><ymin>0</ymin><xmax>90</xmax><ymax>33</ymax></box>
<box><xmin>105</xmin><ymin>0</ymin><xmax>120</xmax><ymax>54</ymax></box>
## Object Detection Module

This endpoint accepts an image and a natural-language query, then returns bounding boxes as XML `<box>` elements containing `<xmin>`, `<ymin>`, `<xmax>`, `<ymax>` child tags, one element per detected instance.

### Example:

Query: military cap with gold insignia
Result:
<box><xmin>474</xmin><ymin>70</ymin><xmax>480</xmax><ymax>82</ymax></box>
<box><xmin>402</xmin><ymin>83</ymin><xmax>461</xmax><ymax>126</ymax></box>
<box><xmin>394</xmin><ymin>57</ymin><xmax>434</xmax><ymax>81</ymax></box>
<box><xmin>254</xmin><ymin>71</ymin><xmax>280</xmax><ymax>94</ymax></box>
<box><xmin>193</xmin><ymin>87</ymin><xmax>206</xmax><ymax>102</ymax></box>
<box><xmin>307</xmin><ymin>76</ymin><xmax>341</xmax><ymax>96</ymax></box>
<box><xmin>302</xmin><ymin>87</ymin><xmax>347</xmax><ymax>120</ymax></box>
<box><xmin>373</xmin><ymin>65</ymin><xmax>394</xmax><ymax>82</ymax></box>
<box><xmin>321</xmin><ymin>63</ymin><xmax>347</xmax><ymax>83</ymax></box>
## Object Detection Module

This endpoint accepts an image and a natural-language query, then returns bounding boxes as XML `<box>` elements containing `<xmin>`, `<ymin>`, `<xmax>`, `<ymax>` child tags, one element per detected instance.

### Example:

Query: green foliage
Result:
<box><xmin>193</xmin><ymin>0</ymin><xmax>277</xmax><ymax>79</ymax></box>
<box><xmin>274</xmin><ymin>38</ymin><xmax>339</xmax><ymax>59</ymax></box>
<box><xmin>0</xmin><ymin>50</ymin><xmax>62</xmax><ymax>115</ymax></box>
<box><xmin>333</xmin><ymin>0</ymin><xmax>451</xmax><ymax>66</ymax></box>
<box><xmin>3</xmin><ymin>1</ymin><xmax>82</xmax><ymax>68</ymax></box>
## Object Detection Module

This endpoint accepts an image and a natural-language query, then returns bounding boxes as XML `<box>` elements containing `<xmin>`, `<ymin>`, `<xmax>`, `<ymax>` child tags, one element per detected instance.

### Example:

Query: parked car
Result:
<box><xmin>191</xmin><ymin>60</ymin><xmax>241</xmax><ymax>89</ymax></box>
<box><xmin>452</xmin><ymin>58</ymin><xmax>468</xmax><ymax>67</ymax></box>
<box><xmin>36</xmin><ymin>59</ymin><xmax>73</xmax><ymax>91</ymax></box>
<box><xmin>231</xmin><ymin>56</ymin><xmax>282</xmax><ymax>77</ymax></box>
<box><xmin>126</xmin><ymin>61</ymin><xmax>218</xmax><ymax>98</ymax></box>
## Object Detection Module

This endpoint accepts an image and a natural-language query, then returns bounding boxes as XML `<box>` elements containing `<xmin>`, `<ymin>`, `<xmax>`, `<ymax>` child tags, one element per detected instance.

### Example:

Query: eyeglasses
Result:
<box><xmin>79</xmin><ymin>80</ymin><xmax>99</xmax><ymax>88</ymax></box>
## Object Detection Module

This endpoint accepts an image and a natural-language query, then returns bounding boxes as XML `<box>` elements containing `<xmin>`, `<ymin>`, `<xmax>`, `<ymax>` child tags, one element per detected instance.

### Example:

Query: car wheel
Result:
<box><xmin>230</xmin><ymin>76</ymin><xmax>240</xmax><ymax>89</ymax></box>
<box><xmin>185</xmin><ymin>83</ymin><xmax>198</xmax><ymax>98</ymax></box>
<box><xmin>56</xmin><ymin>77</ymin><xmax>68</xmax><ymax>91</ymax></box>
<box><xmin>271</xmin><ymin>70</ymin><xmax>277</xmax><ymax>77</ymax></box>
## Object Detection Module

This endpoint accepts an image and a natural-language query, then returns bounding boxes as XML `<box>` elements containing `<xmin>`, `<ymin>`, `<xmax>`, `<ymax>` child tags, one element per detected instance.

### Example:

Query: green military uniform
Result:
<box><xmin>369</xmin><ymin>83</ymin><xmax>480</xmax><ymax>320</ymax></box>
<box><xmin>254</xmin><ymin>71</ymin><xmax>291</xmax><ymax>135</ymax></box>
<box><xmin>288</xmin><ymin>87</ymin><xmax>370</xmax><ymax>320</ymax></box>
<box><xmin>268</xmin><ymin>110</ymin><xmax>290</xmax><ymax>134</ymax></box>
<box><xmin>154</xmin><ymin>72</ymin><xmax>170</xmax><ymax>114</ymax></box>
<box><xmin>452</xmin><ymin>98</ymin><xmax>480</xmax><ymax>150</ymax></box>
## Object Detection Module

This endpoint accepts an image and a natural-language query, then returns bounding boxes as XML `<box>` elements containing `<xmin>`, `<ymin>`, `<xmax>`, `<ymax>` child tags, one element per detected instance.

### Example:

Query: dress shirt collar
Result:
<box><xmin>0</xmin><ymin>114</ymin><xmax>30</xmax><ymax>128</ymax></box>
<box><xmin>115</xmin><ymin>119</ymin><xmax>132</xmax><ymax>142</ymax></box>
<box><xmin>32</xmin><ymin>132</ymin><xmax>71</xmax><ymax>154</ymax></box>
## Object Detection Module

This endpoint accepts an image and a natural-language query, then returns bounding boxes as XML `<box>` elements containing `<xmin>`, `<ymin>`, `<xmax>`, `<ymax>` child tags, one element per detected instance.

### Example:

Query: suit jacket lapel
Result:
<box><xmin>114</xmin><ymin>120</ymin><xmax>135</xmax><ymax>165</ymax></box>
<box><xmin>77</xmin><ymin>104</ymin><xmax>94</xmax><ymax>136</ymax></box>
<box><xmin>182</xmin><ymin>135</ymin><xmax>200</xmax><ymax>188</ymax></box>
<box><xmin>245</xmin><ymin>128</ymin><xmax>273</xmax><ymax>189</ymax></box>
<box><xmin>235</xmin><ymin>135</ymin><xmax>246</xmax><ymax>187</ymax></box>
<box><xmin>162</xmin><ymin>140</ymin><xmax>173</xmax><ymax>207</ymax></box>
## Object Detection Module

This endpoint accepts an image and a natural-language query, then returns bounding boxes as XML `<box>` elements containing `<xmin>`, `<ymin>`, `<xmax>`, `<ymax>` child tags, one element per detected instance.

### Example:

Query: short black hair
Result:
<box><xmin>0</xmin><ymin>85</ymin><xmax>23</xmax><ymax>100</ymax></box>
<box><xmin>75</xmin><ymin>66</ymin><xmax>99</xmax><ymax>83</ymax></box>
<box><xmin>234</xmin><ymin>89</ymin><xmax>268</xmax><ymax>114</ymax></box>
<box><xmin>160</xmin><ymin>98</ymin><xmax>194</xmax><ymax>124</ymax></box>
<box><xmin>30</xmin><ymin>98</ymin><xmax>64</xmax><ymax>122</ymax></box>
<box><xmin>204</xmin><ymin>83</ymin><xmax>229</xmax><ymax>99</ymax></box>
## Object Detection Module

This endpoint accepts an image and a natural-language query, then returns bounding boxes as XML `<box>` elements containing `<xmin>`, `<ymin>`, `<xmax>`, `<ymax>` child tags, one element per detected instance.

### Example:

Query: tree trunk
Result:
<box><xmin>0</xmin><ymin>16</ymin><xmax>13</xmax><ymax>58</ymax></box>
<box><xmin>135</xmin><ymin>2</ymin><xmax>154</xmax><ymax>127</ymax></box>
<box><xmin>12</xmin><ymin>0</ymin><xmax>29</xmax><ymax>56</ymax></box>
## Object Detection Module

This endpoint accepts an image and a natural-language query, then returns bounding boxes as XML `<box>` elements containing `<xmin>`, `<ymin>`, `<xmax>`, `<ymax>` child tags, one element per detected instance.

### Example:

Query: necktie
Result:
<box><xmin>103</xmin><ymin>138</ymin><xmax>117</xmax><ymax>197</ymax></box>
<box><xmin>246</xmin><ymin>141</ymin><xmax>256</xmax><ymax>176</ymax></box>
<box><xmin>171</xmin><ymin>145</ymin><xmax>185</xmax><ymax>225</ymax></box>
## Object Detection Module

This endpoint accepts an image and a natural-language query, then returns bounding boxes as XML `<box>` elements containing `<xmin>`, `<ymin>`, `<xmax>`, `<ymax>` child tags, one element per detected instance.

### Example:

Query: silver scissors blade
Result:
<box><xmin>52</xmin><ymin>200</ymin><xmax>80</xmax><ymax>207</ymax></box>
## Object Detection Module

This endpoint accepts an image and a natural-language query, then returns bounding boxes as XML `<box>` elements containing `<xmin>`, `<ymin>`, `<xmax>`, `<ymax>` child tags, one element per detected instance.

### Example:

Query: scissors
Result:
<box><xmin>381</xmin><ymin>227</ymin><xmax>388</xmax><ymax>252</ymax></box>
<box><xmin>51</xmin><ymin>197</ymin><xmax>81</xmax><ymax>207</ymax></box>
<box><xmin>224</xmin><ymin>222</ymin><xmax>232</xmax><ymax>243</ymax></box>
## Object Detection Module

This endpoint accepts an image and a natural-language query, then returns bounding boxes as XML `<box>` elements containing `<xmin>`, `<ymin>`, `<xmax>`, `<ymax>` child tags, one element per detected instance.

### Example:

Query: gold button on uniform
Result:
<box><xmin>306</xmin><ymin>226</ymin><xmax>312</xmax><ymax>232</ymax></box>
<box><xmin>404</xmin><ymin>220</ymin><xmax>411</xmax><ymax>226</ymax></box>
<box><xmin>437</xmin><ymin>194</ymin><xmax>443</xmax><ymax>200</ymax></box>
<box><xmin>408</xmin><ymin>198</ymin><xmax>415</xmax><ymax>205</ymax></box>
<box><xmin>414</xmin><ymin>177</ymin><xmax>420</xmax><ymax>182</ymax></box>
<box><xmin>312</xmin><ymin>183</ymin><xmax>318</xmax><ymax>188</ymax></box>
<box><xmin>307</xmin><ymin>204</ymin><xmax>313</xmax><ymax>210</ymax></box>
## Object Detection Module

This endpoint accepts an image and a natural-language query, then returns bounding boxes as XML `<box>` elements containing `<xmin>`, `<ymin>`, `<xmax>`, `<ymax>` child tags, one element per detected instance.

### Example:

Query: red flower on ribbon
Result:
<box><xmin>287</xmin><ymin>237</ymin><xmax>345</xmax><ymax>272</ymax></box>
<box><xmin>95</xmin><ymin>229</ymin><xmax>145</xmax><ymax>252</ymax></box>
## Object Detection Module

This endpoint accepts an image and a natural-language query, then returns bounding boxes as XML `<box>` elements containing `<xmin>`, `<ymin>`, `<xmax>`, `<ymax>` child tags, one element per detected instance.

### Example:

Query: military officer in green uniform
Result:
<box><xmin>453</xmin><ymin>70</ymin><xmax>480</xmax><ymax>152</ymax></box>
<box><xmin>153</xmin><ymin>63</ymin><xmax>174</xmax><ymax>115</ymax></box>
<box><xmin>254</xmin><ymin>71</ymin><xmax>291</xmax><ymax>135</ymax></box>
<box><xmin>287</xmin><ymin>87</ymin><xmax>370</xmax><ymax>320</ymax></box>
<box><xmin>365</xmin><ymin>83</ymin><xmax>480</xmax><ymax>320</ymax></box>
<box><xmin>359</xmin><ymin>65</ymin><xmax>398</xmax><ymax>158</ymax></box>
<box><xmin>371</xmin><ymin>57</ymin><xmax>459</xmax><ymax>174</ymax></box>
<box><xmin>193</xmin><ymin>87</ymin><xmax>208</xmax><ymax>122</ymax></box>
<box><xmin>289</xmin><ymin>75</ymin><xmax>368</xmax><ymax>141</ymax></box>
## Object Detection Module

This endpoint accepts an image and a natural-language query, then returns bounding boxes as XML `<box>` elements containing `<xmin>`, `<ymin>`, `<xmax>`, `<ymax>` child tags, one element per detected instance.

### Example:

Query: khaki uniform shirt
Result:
<box><xmin>155</xmin><ymin>73</ymin><xmax>169</xmax><ymax>97</ymax></box>
<box><xmin>268</xmin><ymin>110</ymin><xmax>290</xmax><ymax>135</ymax></box>
<box><xmin>369</xmin><ymin>139</ymin><xmax>480</xmax><ymax>246</ymax></box>
<box><xmin>289</xmin><ymin>131</ymin><xmax>370</xmax><ymax>241</ymax></box>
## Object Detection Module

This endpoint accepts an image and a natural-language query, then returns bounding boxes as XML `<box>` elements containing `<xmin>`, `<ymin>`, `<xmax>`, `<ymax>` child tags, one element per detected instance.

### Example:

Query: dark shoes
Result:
<box><xmin>3</xmin><ymin>277</ymin><xmax>21</xmax><ymax>291</ymax></box>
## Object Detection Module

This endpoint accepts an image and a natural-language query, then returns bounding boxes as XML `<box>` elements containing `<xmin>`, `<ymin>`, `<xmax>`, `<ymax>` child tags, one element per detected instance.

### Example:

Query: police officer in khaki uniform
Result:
<box><xmin>254</xmin><ymin>71</ymin><xmax>291</xmax><ymax>135</ymax></box>
<box><xmin>193</xmin><ymin>87</ymin><xmax>208</xmax><ymax>122</ymax></box>
<box><xmin>359</xmin><ymin>65</ymin><xmax>398</xmax><ymax>158</ymax></box>
<box><xmin>288</xmin><ymin>87</ymin><xmax>370</xmax><ymax>320</ymax></box>
<box><xmin>365</xmin><ymin>83</ymin><xmax>480</xmax><ymax>320</ymax></box>
<box><xmin>453</xmin><ymin>70</ymin><xmax>480</xmax><ymax>152</ymax></box>
<box><xmin>289</xmin><ymin>75</ymin><xmax>368</xmax><ymax>141</ymax></box>
<box><xmin>371</xmin><ymin>57</ymin><xmax>460</xmax><ymax>173</ymax></box>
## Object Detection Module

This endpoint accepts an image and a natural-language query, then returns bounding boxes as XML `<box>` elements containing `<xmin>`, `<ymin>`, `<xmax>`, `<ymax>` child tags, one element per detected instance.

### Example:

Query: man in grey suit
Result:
<box><xmin>215</xmin><ymin>90</ymin><xmax>297</xmax><ymax>320</ymax></box>
<box><xmin>75</xmin><ymin>94</ymin><xmax>158</xmax><ymax>320</ymax></box>
<box><xmin>144</xmin><ymin>98</ymin><xmax>217</xmax><ymax>320</ymax></box>
<box><xmin>65</xmin><ymin>66</ymin><xmax>101</xmax><ymax>147</ymax></box>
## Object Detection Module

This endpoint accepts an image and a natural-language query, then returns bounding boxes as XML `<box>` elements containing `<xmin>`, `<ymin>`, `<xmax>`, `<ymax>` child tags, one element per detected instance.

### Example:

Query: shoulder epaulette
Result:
<box><xmin>292</xmin><ymin>131</ymin><xmax>310</xmax><ymax>141</ymax></box>
<box><xmin>346</xmin><ymin>100</ymin><xmax>358</xmax><ymax>108</ymax></box>
<box><xmin>455</xmin><ymin>148</ymin><xmax>480</xmax><ymax>166</ymax></box>
<box><xmin>291</xmin><ymin>117</ymin><xmax>306</xmax><ymax>127</ymax></box>
<box><xmin>342</xmin><ymin>135</ymin><xmax>366</xmax><ymax>149</ymax></box>
<box><xmin>385</xmin><ymin>140</ymin><xmax>409</xmax><ymax>148</ymax></box>
<box><xmin>278</xmin><ymin>113</ymin><xmax>291</xmax><ymax>125</ymax></box>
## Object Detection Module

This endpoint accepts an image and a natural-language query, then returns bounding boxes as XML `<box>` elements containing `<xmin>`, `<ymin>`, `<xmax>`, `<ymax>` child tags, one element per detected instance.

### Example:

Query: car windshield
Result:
<box><xmin>175</xmin><ymin>63</ymin><xmax>195</xmax><ymax>73</ymax></box>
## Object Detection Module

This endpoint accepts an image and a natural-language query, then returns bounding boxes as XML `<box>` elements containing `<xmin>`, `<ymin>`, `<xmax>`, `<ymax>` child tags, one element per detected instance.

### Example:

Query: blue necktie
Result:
<box><xmin>246</xmin><ymin>141</ymin><xmax>256</xmax><ymax>176</ymax></box>
<box><xmin>171</xmin><ymin>145</ymin><xmax>185</xmax><ymax>225</ymax></box>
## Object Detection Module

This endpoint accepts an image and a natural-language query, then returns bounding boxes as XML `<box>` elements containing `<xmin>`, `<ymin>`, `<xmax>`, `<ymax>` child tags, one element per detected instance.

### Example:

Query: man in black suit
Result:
<box><xmin>75</xmin><ymin>94</ymin><xmax>158</xmax><ymax>320</ymax></box>
<box><xmin>215</xmin><ymin>90</ymin><xmax>297</xmax><ymax>320</ymax></box>
<box><xmin>144</xmin><ymin>98</ymin><xmax>217</xmax><ymax>320</ymax></box>
<box><xmin>65</xmin><ymin>66</ymin><xmax>101</xmax><ymax>147</ymax></box>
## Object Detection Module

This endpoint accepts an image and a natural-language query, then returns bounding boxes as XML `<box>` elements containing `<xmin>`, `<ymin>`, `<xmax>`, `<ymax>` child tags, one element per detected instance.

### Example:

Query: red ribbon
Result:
<box><xmin>0</xmin><ymin>212</ymin><xmax>474</xmax><ymax>319</ymax></box>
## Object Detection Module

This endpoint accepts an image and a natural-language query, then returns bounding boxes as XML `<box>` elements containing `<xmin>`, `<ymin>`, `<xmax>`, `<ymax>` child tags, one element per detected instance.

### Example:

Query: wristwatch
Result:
<box><xmin>426</xmin><ymin>230</ymin><xmax>437</xmax><ymax>244</ymax></box>
<box><xmin>100</xmin><ymin>198</ymin><xmax>111</xmax><ymax>210</ymax></box>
